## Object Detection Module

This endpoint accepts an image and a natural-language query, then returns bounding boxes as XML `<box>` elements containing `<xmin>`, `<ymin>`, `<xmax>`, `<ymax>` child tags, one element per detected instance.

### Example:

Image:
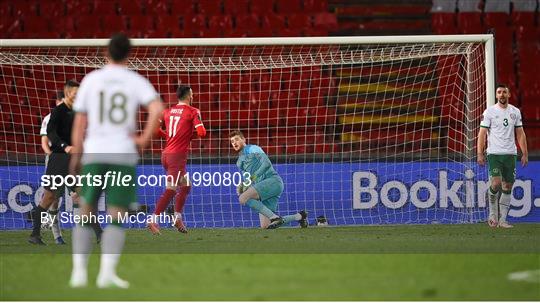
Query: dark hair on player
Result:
<box><xmin>229</xmin><ymin>130</ymin><xmax>245</xmax><ymax>139</ymax></box>
<box><xmin>64</xmin><ymin>79</ymin><xmax>80</xmax><ymax>88</ymax></box>
<box><xmin>108</xmin><ymin>33</ymin><xmax>131</xmax><ymax>62</ymax></box>
<box><xmin>496</xmin><ymin>83</ymin><xmax>509</xmax><ymax>90</ymax></box>
<box><xmin>177</xmin><ymin>85</ymin><xmax>192</xmax><ymax>100</ymax></box>
<box><xmin>55</xmin><ymin>90</ymin><xmax>65</xmax><ymax>100</ymax></box>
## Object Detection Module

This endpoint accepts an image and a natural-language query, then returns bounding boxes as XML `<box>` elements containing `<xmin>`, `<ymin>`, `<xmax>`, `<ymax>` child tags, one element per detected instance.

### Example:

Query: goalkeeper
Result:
<box><xmin>229</xmin><ymin>130</ymin><xmax>307</xmax><ymax>229</ymax></box>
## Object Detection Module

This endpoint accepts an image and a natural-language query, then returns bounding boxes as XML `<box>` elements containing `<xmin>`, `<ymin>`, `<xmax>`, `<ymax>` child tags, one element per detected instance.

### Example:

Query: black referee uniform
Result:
<box><xmin>45</xmin><ymin>101</ymin><xmax>74</xmax><ymax>186</ymax></box>
<box><xmin>29</xmin><ymin>101</ymin><xmax>74</xmax><ymax>241</ymax></box>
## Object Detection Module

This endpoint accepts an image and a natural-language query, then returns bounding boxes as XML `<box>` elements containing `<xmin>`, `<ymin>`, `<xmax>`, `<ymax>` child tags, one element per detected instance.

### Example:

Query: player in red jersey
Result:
<box><xmin>148</xmin><ymin>85</ymin><xmax>206</xmax><ymax>235</ymax></box>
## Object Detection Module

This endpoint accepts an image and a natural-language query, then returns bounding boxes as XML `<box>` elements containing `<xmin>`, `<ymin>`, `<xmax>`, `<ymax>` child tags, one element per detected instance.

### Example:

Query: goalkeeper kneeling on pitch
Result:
<box><xmin>229</xmin><ymin>130</ymin><xmax>308</xmax><ymax>229</ymax></box>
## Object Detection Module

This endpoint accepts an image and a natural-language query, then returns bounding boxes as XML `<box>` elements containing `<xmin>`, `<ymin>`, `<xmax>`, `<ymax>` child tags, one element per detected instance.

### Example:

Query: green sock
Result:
<box><xmin>246</xmin><ymin>199</ymin><xmax>276</xmax><ymax>219</ymax></box>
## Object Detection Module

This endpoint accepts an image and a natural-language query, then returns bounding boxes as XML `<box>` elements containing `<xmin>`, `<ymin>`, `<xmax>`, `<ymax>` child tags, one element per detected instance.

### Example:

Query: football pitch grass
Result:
<box><xmin>1</xmin><ymin>224</ymin><xmax>539</xmax><ymax>300</ymax></box>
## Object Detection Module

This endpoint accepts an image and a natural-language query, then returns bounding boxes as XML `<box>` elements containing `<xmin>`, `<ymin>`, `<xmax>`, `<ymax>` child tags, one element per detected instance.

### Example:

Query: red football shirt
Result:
<box><xmin>161</xmin><ymin>102</ymin><xmax>204</xmax><ymax>154</ymax></box>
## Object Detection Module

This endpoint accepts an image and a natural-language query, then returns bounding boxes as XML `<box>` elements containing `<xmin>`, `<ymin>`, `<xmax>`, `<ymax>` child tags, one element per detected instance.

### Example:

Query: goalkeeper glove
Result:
<box><xmin>196</xmin><ymin>125</ymin><xmax>207</xmax><ymax>137</ymax></box>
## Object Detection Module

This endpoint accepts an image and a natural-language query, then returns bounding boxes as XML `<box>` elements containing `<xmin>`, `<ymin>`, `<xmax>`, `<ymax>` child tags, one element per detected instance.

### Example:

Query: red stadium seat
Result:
<box><xmin>284</xmin><ymin>108</ymin><xmax>309</xmax><ymax>126</ymax></box>
<box><xmin>23</xmin><ymin>16</ymin><xmax>50</xmax><ymax>33</ymax></box>
<box><xmin>228</xmin><ymin>109</ymin><xmax>253</xmax><ymax>127</ymax></box>
<box><xmin>198</xmin><ymin>0</ymin><xmax>223</xmax><ymax>15</ymax></box>
<box><xmin>251</xmin><ymin>0</ymin><xmax>275</xmax><ymax>14</ymax></box>
<box><xmin>457</xmin><ymin>12</ymin><xmax>483</xmax><ymax>34</ymax></box>
<box><xmin>516</xmin><ymin>26</ymin><xmax>540</xmax><ymax>47</ymax></box>
<box><xmin>223</xmin><ymin>0</ymin><xmax>249</xmax><ymax>14</ymax></box>
<box><xmin>156</xmin><ymin>16</ymin><xmax>181</xmax><ymax>32</ymax></box>
<box><xmin>38</xmin><ymin>1</ymin><xmax>65</xmax><ymax>18</ymax></box>
<box><xmin>236</xmin><ymin>14</ymin><xmax>261</xmax><ymax>30</ymax></box>
<box><xmin>93</xmin><ymin>1</ymin><xmax>118</xmax><ymax>15</ymax></box>
<box><xmin>102</xmin><ymin>15</ymin><xmax>128</xmax><ymax>33</ymax></box>
<box><xmin>129</xmin><ymin>15</ymin><xmax>155</xmax><ymax>31</ymax></box>
<box><xmin>76</xmin><ymin>16</ymin><xmax>102</xmax><ymax>32</ymax></box>
<box><xmin>11</xmin><ymin>1</ymin><xmax>38</xmax><ymax>17</ymax></box>
<box><xmin>0</xmin><ymin>17</ymin><xmax>22</xmax><ymax>37</ymax></box>
<box><xmin>287</xmin><ymin>14</ymin><xmax>312</xmax><ymax>29</ymax></box>
<box><xmin>50</xmin><ymin>17</ymin><xmax>76</xmax><ymax>35</ymax></box>
<box><xmin>183</xmin><ymin>14</ymin><xmax>207</xmax><ymax>32</ymax></box>
<box><xmin>263</xmin><ymin>13</ymin><xmax>286</xmax><ymax>29</ymax></box>
<box><xmin>511</xmin><ymin>12</ymin><xmax>535</xmax><ymax>27</ymax></box>
<box><xmin>257</xmin><ymin>108</ymin><xmax>282</xmax><ymax>127</ymax></box>
<box><xmin>209</xmin><ymin>15</ymin><xmax>233</xmax><ymax>31</ymax></box>
<box><xmin>171</xmin><ymin>1</ymin><xmax>195</xmax><ymax>15</ymax></box>
<box><xmin>303</xmin><ymin>0</ymin><xmax>328</xmax><ymax>13</ymax></box>
<box><xmin>431</xmin><ymin>13</ymin><xmax>457</xmax><ymax>34</ymax></box>
<box><xmin>484</xmin><ymin>12</ymin><xmax>510</xmax><ymax>29</ymax></box>
<box><xmin>66</xmin><ymin>1</ymin><xmax>93</xmax><ymax>15</ymax></box>
<box><xmin>313</xmin><ymin>13</ymin><xmax>338</xmax><ymax>32</ymax></box>
<box><xmin>303</xmin><ymin>27</ymin><xmax>328</xmax><ymax>36</ymax></box>
<box><xmin>205</xmin><ymin>111</ymin><xmax>227</xmax><ymax>128</ymax></box>
<box><xmin>146</xmin><ymin>1</ymin><xmax>169</xmax><ymax>15</ymax></box>
<box><xmin>276</xmin><ymin>0</ymin><xmax>302</xmax><ymax>13</ymax></box>
<box><xmin>118</xmin><ymin>0</ymin><xmax>144</xmax><ymax>15</ymax></box>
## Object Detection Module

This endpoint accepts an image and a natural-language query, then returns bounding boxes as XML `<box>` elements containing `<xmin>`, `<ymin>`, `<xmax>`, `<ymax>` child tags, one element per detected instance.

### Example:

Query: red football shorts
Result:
<box><xmin>161</xmin><ymin>153</ymin><xmax>188</xmax><ymax>185</ymax></box>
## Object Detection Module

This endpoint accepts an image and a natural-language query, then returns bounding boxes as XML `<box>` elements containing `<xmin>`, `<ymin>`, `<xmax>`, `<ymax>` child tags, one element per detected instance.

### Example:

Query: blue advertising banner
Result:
<box><xmin>1</xmin><ymin>162</ymin><xmax>539</xmax><ymax>229</ymax></box>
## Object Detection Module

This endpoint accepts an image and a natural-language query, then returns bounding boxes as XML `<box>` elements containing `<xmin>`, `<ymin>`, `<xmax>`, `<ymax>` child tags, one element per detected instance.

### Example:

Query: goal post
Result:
<box><xmin>0</xmin><ymin>35</ymin><xmax>496</xmax><ymax>229</ymax></box>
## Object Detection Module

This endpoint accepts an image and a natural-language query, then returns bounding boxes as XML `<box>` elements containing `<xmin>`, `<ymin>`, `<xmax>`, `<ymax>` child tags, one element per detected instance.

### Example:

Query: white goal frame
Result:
<box><xmin>1</xmin><ymin>34</ymin><xmax>496</xmax><ymax>107</ymax></box>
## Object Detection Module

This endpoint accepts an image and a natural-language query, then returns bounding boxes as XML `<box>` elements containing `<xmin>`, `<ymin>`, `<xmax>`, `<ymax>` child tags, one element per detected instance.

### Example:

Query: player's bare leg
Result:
<box><xmin>72</xmin><ymin>191</ymin><xmax>102</xmax><ymax>242</ymax></box>
<box><xmin>70</xmin><ymin>202</ymin><xmax>96</xmax><ymax>288</ymax></box>
<box><xmin>148</xmin><ymin>180</ymin><xmax>178</xmax><ymax>235</ymax></box>
<box><xmin>96</xmin><ymin>206</ymin><xmax>129</xmax><ymax>289</ymax></box>
<box><xmin>498</xmin><ymin>181</ymin><xmax>514</xmax><ymax>228</ymax></box>
<box><xmin>173</xmin><ymin>177</ymin><xmax>190</xmax><ymax>233</ymax></box>
<box><xmin>487</xmin><ymin>176</ymin><xmax>502</xmax><ymax>228</ymax></box>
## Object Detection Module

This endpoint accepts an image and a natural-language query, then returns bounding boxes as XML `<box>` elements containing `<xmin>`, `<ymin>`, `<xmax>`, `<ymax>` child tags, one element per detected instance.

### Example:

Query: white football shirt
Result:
<box><xmin>40</xmin><ymin>113</ymin><xmax>50</xmax><ymax>136</ymax></box>
<box><xmin>480</xmin><ymin>104</ymin><xmax>523</xmax><ymax>155</ymax></box>
<box><xmin>73</xmin><ymin>65</ymin><xmax>158</xmax><ymax>165</ymax></box>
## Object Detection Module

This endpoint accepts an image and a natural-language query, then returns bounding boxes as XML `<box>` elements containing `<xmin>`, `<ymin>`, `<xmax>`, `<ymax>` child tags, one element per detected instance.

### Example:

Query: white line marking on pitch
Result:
<box><xmin>507</xmin><ymin>269</ymin><xmax>540</xmax><ymax>283</ymax></box>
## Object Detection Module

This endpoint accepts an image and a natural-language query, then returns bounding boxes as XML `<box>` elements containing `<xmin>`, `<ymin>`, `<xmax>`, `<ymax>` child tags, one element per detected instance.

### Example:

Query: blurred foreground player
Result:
<box><xmin>147</xmin><ymin>85</ymin><xmax>206</xmax><ymax>235</ymax></box>
<box><xmin>229</xmin><ymin>130</ymin><xmax>308</xmax><ymax>229</ymax></box>
<box><xmin>69</xmin><ymin>33</ymin><xmax>163</xmax><ymax>288</ymax></box>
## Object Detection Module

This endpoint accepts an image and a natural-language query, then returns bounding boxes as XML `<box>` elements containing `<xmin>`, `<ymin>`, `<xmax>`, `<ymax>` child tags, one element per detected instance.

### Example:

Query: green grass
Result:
<box><xmin>1</xmin><ymin>224</ymin><xmax>539</xmax><ymax>300</ymax></box>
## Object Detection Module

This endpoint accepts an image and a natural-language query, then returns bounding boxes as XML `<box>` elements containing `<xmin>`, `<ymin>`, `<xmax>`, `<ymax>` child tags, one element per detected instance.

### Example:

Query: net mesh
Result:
<box><xmin>0</xmin><ymin>40</ymin><xmax>489</xmax><ymax>229</ymax></box>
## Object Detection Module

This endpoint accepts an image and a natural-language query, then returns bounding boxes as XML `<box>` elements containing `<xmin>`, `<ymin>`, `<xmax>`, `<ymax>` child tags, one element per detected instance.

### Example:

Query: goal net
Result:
<box><xmin>0</xmin><ymin>36</ymin><xmax>494</xmax><ymax>229</ymax></box>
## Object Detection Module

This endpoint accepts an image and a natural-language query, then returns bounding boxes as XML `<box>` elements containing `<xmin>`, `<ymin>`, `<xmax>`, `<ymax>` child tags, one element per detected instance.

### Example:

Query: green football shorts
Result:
<box><xmin>79</xmin><ymin>163</ymin><xmax>137</xmax><ymax>208</ymax></box>
<box><xmin>252</xmin><ymin>175</ymin><xmax>284</xmax><ymax>212</ymax></box>
<box><xmin>487</xmin><ymin>154</ymin><xmax>516</xmax><ymax>183</ymax></box>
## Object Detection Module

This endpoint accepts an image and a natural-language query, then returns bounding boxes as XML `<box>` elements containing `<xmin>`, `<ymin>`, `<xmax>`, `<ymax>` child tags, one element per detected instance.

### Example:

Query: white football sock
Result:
<box><xmin>499</xmin><ymin>192</ymin><xmax>512</xmax><ymax>223</ymax></box>
<box><xmin>98</xmin><ymin>224</ymin><xmax>125</xmax><ymax>278</ymax></box>
<box><xmin>71</xmin><ymin>225</ymin><xmax>93</xmax><ymax>286</ymax></box>
<box><xmin>488</xmin><ymin>187</ymin><xmax>499</xmax><ymax>218</ymax></box>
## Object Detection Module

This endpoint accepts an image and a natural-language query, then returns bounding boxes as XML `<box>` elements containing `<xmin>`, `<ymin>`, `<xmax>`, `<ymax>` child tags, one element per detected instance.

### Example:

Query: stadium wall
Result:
<box><xmin>1</xmin><ymin>162</ymin><xmax>539</xmax><ymax>229</ymax></box>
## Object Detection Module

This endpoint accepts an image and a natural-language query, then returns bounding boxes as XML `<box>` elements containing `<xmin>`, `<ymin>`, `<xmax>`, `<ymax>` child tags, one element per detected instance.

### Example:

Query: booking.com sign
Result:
<box><xmin>353</xmin><ymin>169</ymin><xmax>540</xmax><ymax>218</ymax></box>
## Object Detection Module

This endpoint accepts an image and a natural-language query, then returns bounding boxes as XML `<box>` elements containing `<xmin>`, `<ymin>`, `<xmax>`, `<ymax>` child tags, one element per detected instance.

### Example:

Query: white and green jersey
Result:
<box><xmin>480</xmin><ymin>104</ymin><xmax>523</xmax><ymax>155</ymax></box>
<box><xmin>73</xmin><ymin>64</ymin><xmax>158</xmax><ymax>165</ymax></box>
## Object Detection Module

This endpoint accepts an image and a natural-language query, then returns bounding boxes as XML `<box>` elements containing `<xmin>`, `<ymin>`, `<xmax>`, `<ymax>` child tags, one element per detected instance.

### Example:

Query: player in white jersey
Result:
<box><xmin>69</xmin><ymin>33</ymin><xmax>163</xmax><ymax>289</ymax></box>
<box><xmin>477</xmin><ymin>84</ymin><xmax>528</xmax><ymax>228</ymax></box>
